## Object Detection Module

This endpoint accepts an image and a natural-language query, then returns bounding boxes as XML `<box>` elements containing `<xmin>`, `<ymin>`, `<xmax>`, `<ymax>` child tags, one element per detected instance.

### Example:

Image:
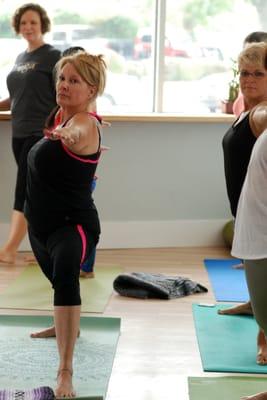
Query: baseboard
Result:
<box><xmin>0</xmin><ymin>219</ymin><xmax>229</xmax><ymax>251</ymax></box>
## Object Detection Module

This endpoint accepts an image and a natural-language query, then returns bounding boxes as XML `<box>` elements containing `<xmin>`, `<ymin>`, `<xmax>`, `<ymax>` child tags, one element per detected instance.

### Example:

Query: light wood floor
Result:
<box><xmin>0</xmin><ymin>246</ymin><xmax>244</xmax><ymax>400</ymax></box>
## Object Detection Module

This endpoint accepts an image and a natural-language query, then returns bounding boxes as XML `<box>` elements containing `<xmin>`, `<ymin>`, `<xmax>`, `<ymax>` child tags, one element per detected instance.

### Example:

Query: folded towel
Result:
<box><xmin>113</xmin><ymin>272</ymin><xmax>208</xmax><ymax>299</ymax></box>
<box><xmin>0</xmin><ymin>386</ymin><xmax>55</xmax><ymax>400</ymax></box>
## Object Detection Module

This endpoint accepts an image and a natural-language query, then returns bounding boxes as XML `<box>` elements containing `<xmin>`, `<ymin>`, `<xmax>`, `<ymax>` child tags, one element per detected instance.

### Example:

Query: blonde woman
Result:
<box><xmin>222</xmin><ymin>42</ymin><xmax>267</xmax><ymax>364</ymax></box>
<box><xmin>25</xmin><ymin>51</ymin><xmax>106</xmax><ymax>398</ymax></box>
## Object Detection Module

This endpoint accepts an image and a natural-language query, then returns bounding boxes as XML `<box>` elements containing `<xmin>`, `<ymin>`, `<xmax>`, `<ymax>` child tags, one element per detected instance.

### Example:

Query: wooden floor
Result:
<box><xmin>0</xmin><ymin>246</ymin><xmax>234</xmax><ymax>400</ymax></box>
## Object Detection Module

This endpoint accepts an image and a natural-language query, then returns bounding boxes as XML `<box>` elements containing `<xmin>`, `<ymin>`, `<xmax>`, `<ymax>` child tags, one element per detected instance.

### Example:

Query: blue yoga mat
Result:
<box><xmin>192</xmin><ymin>303</ymin><xmax>267</xmax><ymax>373</ymax></box>
<box><xmin>204</xmin><ymin>258</ymin><xmax>249</xmax><ymax>302</ymax></box>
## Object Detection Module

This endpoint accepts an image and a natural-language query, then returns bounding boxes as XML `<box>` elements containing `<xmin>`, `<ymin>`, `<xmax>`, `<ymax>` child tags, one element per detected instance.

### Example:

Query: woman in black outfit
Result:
<box><xmin>0</xmin><ymin>3</ymin><xmax>60</xmax><ymax>264</ymax></box>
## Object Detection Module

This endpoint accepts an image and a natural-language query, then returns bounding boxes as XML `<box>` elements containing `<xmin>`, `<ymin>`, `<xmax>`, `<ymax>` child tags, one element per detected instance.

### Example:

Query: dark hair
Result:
<box><xmin>62</xmin><ymin>46</ymin><xmax>85</xmax><ymax>57</ymax></box>
<box><xmin>45</xmin><ymin>105</ymin><xmax>60</xmax><ymax>129</ymax></box>
<box><xmin>12</xmin><ymin>3</ymin><xmax>51</xmax><ymax>34</ymax></box>
<box><xmin>244</xmin><ymin>31</ymin><xmax>267</xmax><ymax>45</ymax></box>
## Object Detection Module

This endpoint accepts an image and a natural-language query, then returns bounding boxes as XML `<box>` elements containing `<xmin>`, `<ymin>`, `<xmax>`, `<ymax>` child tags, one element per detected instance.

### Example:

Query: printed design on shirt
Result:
<box><xmin>15</xmin><ymin>62</ymin><xmax>38</xmax><ymax>74</ymax></box>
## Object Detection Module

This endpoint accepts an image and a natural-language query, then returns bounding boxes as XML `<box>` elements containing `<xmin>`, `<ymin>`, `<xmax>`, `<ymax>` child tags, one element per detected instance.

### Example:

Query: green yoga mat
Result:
<box><xmin>192</xmin><ymin>303</ymin><xmax>267</xmax><ymax>373</ymax></box>
<box><xmin>0</xmin><ymin>265</ymin><xmax>122</xmax><ymax>313</ymax></box>
<box><xmin>0</xmin><ymin>314</ymin><xmax>120</xmax><ymax>400</ymax></box>
<box><xmin>188</xmin><ymin>376</ymin><xmax>267</xmax><ymax>400</ymax></box>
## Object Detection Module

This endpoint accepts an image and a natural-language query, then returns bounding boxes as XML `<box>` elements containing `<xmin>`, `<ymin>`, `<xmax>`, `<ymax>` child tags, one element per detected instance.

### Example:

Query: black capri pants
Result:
<box><xmin>28</xmin><ymin>224</ymin><xmax>97</xmax><ymax>306</ymax></box>
<box><xmin>12</xmin><ymin>136</ymin><xmax>42</xmax><ymax>211</ymax></box>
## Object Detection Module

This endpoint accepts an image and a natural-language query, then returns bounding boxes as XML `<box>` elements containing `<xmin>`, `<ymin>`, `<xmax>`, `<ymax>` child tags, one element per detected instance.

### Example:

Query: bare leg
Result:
<box><xmin>218</xmin><ymin>301</ymin><xmax>253</xmax><ymax>315</ymax></box>
<box><xmin>257</xmin><ymin>328</ymin><xmax>267</xmax><ymax>365</ymax></box>
<box><xmin>241</xmin><ymin>393</ymin><xmax>267</xmax><ymax>400</ymax></box>
<box><xmin>0</xmin><ymin>210</ymin><xmax>27</xmax><ymax>264</ymax></box>
<box><xmin>54</xmin><ymin>305</ymin><xmax>80</xmax><ymax>398</ymax></box>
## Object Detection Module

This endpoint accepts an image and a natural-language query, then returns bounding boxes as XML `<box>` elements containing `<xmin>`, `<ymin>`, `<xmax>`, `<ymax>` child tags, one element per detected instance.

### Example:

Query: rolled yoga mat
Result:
<box><xmin>0</xmin><ymin>264</ymin><xmax>122</xmax><ymax>313</ymax></box>
<box><xmin>204</xmin><ymin>258</ymin><xmax>249</xmax><ymax>302</ymax></box>
<box><xmin>192</xmin><ymin>303</ymin><xmax>267</xmax><ymax>373</ymax></box>
<box><xmin>0</xmin><ymin>314</ymin><xmax>121</xmax><ymax>400</ymax></box>
<box><xmin>188</xmin><ymin>376</ymin><xmax>267</xmax><ymax>400</ymax></box>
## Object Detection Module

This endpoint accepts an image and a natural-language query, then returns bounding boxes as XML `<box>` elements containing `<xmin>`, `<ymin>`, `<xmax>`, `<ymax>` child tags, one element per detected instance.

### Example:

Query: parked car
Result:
<box><xmin>105</xmin><ymin>38</ymin><xmax>134</xmax><ymax>59</ymax></box>
<box><xmin>49</xmin><ymin>24</ymin><xmax>96</xmax><ymax>52</ymax></box>
<box><xmin>133</xmin><ymin>28</ymin><xmax>190</xmax><ymax>59</ymax></box>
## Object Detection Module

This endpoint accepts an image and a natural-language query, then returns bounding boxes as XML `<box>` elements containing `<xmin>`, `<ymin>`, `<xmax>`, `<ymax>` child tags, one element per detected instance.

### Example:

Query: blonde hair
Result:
<box><xmin>56</xmin><ymin>51</ymin><xmax>107</xmax><ymax>101</ymax></box>
<box><xmin>238</xmin><ymin>42</ymin><xmax>267</xmax><ymax>70</ymax></box>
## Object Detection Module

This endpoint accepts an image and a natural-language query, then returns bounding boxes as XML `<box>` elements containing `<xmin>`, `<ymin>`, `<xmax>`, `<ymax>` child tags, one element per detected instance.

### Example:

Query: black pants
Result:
<box><xmin>12</xmin><ymin>136</ymin><xmax>42</xmax><ymax>211</ymax></box>
<box><xmin>28</xmin><ymin>224</ymin><xmax>96</xmax><ymax>306</ymax></box>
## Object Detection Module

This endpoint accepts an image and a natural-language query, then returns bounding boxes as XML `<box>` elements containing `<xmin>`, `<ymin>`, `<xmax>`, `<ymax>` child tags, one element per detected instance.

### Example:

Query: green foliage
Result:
<box><xmin>183</xmin><ymin>0</ymin><xmax>233</xmax><ymax>32</ymax></box>
<box><xmin>93</xmin><ymin>16</ymin><xmax>138</xmax><ymax>39</ymax></box>
<box><xmin>227</xmin><ymin>59</ymin><xmax>239</xmax><ymax>102</ymax></box>
<box><xmin>124</xmin><ymin>57</ymin><xmax>228</xmax><ymax>81</ymax></box>
<box><xmin>0</xmin><ymin>14</ymin><xmax>14</xmax><ymax>38</ymax></box>
<box><xmin>52</xmin><ymin>11</ymin><xmax>88</xmax><ymax>25</ymax></box>
<box><xmin>164</xmin><ymin>57</ymin><xmax>227</xmax><ymax>81</ymax></box>
<box><xmin>103</xmin><ymin>49</ymin><xmax>126</xmax><ymax>74</ymax></box>
<box><xmin>125</xmin><ymin>59</ymin><xmax>151</xmax><ymax>78</ymax></box>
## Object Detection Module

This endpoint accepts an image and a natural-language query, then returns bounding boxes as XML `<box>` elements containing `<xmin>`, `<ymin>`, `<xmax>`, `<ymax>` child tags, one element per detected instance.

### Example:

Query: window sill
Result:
<box><xmin>0</xmin><ymin>111</ymin><xmax>235</xmax><ymax>123</ymax></box>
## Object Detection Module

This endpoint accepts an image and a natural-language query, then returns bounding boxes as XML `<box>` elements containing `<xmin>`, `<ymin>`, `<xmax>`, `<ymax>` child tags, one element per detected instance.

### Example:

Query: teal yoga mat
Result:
<box><xmin>192</xmin><ymin>303</ymin><xmax>267</xmax><ymax>373</ymax></box>
<box><xmin>0</xmin><ymin>314</ymin><xmax>121</xmax><ymax>399</ymax></box>
<box><xmin>188</xmin><ymin>376</ymin><xmax>267</xmax><ymax>400</ymax></box>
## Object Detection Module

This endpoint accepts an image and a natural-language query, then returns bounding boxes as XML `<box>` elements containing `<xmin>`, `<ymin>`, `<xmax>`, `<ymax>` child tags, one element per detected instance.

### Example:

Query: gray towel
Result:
<box><xmin>113</xmin><ymin>272</ymin><xmax>208</xmax><ymax>299</ymax></box>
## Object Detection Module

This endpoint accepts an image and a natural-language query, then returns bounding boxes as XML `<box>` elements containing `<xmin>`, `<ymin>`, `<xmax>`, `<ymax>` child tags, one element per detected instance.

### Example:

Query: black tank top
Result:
<box><xmin>24</xmin><ymin>116</ymin><xmax>101</xmax><ymax>234</ymax></box>
<box><xmin>222</xmin><ymin>112</ymin><xmax>256</xmax><ymax>217</ymax></box>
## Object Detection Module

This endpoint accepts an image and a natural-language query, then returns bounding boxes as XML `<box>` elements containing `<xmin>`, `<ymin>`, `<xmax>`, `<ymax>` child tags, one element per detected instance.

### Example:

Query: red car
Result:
<box><xmin>134</xmin><ymin>28</ymin><xmax>189</xmax><ymax>59</ymax></box>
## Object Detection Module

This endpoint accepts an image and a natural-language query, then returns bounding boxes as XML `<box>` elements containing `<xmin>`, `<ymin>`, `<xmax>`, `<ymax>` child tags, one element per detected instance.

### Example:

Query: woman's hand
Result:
<box><xmin>44</xmin><ymin>126</ymin><xmax>81</xmax><ymax>145</ymax></box>
<box><xmin>53</xmin><ymin>126</ymin><xmax>81</xmax><ymax>145</ymax></box>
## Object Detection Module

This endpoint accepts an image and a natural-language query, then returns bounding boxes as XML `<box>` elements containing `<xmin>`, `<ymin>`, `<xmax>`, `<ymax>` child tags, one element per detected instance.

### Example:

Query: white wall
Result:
<box><xmin>0</xmin><ymin>119</ymin><xmax>232</xmax><ymax>249</ymax></box>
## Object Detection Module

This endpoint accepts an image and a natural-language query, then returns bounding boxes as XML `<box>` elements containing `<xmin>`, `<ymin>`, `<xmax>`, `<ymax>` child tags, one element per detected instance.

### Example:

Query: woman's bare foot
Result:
<box><xmin>218</xmin><ymin>301</ymin><xmax>253</xmax><ymax>315</ymax></box>
<box><xmin>241</xmin><ymin>392</ymin><xmax>267</xmax><ymax>399</ymax></box>
<box><xmin>233</xmin><ymin>262</ymin><xmax>244</xmax><ymax>269</ymax></box>
<box><xmin>23</xmin><ymin>254</ymin><xmax>37</xmax><ymax>264</ymax></box>
<box><xmin>80</xmin><ymin>270</ymin><xmax>95</xmax><ymax>279</ymax></box>
<box><xmin>55</xmin><ymin>369</ymin><xmax>75</xmax><ymax>399</ymax></box>
<box><xmin>0</xmin><ymin>248</ymin><xmax>16</xmax><ymax>264</ymax></box>
<box><xmin>257</xmin><ymin>329</ymin><xmax>267</xmax><ymax>365</ymax></box>
<box><xmin>30</xmin><ymin>326</ymin><xmax>56</xmax><ymax>338</ymax></box>
<box><xmin>31</xmin><ymin>326</ymin><xmax>80</xmax><ymax>339</ymax></box>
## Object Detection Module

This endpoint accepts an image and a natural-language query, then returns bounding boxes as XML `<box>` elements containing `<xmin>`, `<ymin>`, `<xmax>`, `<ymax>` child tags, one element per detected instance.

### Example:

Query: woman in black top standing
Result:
<box><xmin>222</xmin><ymin>42</ymin><xmax>267</xmax><ymax>364</ymax></box>
<box><xmin>0</xmin><ymin>3</ymin><xmax>60</xmax><ymax>264</ymax></box>
<box><xmin>25</xmin><ymin>50</ymin><xmax>106</xmax><ymax>398</ymax></box>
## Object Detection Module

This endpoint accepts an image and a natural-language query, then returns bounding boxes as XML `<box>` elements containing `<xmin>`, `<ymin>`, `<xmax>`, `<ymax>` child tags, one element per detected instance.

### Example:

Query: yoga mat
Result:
<box><xmin>0</xmin><ymin>265</ymin><xmax>122</xmax><ymax>313</ymax></box>
<box><xmin>204</xmin><ymin>258</ymin><xmax>249</xmax><ymax>302</ymax></box>
<box><xmin>192</xmin><ymin>303</ymin><xmax>267</xmax><ymax>373</ymax></box>
<box><xmin>188</xmin><ymin>376</ymin><xmax>267</xmax><ymax>400</ymax></box>
<box><xmin>0</xmin><ymin>314</ymin><xmax>120</xmax><ymax>400</ymax></box>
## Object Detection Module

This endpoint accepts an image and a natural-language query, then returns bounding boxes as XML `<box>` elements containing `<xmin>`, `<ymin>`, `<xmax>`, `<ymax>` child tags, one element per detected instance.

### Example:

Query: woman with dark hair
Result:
<box><xmin>0</xmin><ymin>3</ymin><xmax>61</xmax><ymax>264</ymax></box>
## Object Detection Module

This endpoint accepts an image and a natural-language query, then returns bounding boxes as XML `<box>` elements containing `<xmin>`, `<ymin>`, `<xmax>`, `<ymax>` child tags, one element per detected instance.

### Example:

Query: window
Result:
<box><xmin>0</xmin><ymin>0</ymin><xmax>265</xmax><ymax>114</ymax></box>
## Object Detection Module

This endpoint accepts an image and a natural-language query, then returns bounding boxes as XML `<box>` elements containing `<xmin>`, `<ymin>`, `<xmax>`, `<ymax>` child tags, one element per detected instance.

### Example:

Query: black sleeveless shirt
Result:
<box><xmin>24</xmin><ymin>118</ymin><xmax>101</xmax><ymax>235</ymax></box>
<box><xmin>222</xmin><ymin>112</ymin><xmax>256</xmax><ymax>217</ymax></box>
